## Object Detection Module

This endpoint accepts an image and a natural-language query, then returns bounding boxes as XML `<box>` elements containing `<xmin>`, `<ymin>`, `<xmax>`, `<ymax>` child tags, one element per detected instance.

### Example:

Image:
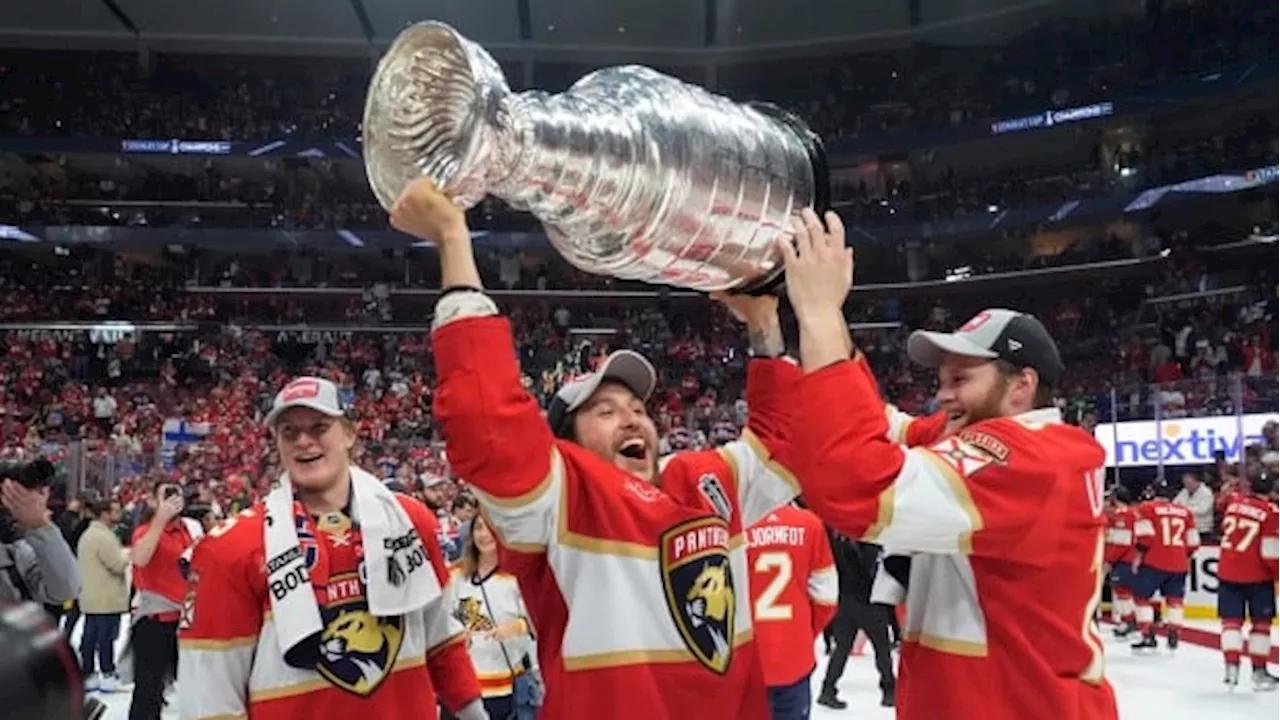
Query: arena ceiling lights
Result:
<box><xmin>0</xmin><ymin>0</ymin><xmax>1123</xmax><ymax>62</ymax></box>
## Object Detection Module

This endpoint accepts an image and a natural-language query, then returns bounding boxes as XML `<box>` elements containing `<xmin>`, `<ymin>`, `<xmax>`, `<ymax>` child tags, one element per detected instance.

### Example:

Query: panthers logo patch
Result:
<box><xmin>316</xmin><ymin>602</ymin><xmax>405</xmax><ymax>696</ymax></box>
<box><xmin>659</xmin><ymin>516</ymin><xmax>736</xmax><ymax>675</ymax></box>
<box><xmin>452</xmin><ymin>596</ymin><xmax>496</xmax><ymax>633</ymax></box>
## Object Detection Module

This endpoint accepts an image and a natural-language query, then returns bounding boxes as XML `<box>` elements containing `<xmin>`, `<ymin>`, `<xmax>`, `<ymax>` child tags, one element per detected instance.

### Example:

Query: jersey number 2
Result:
<box><xmin>753</xmin><ymin>552</ymin><xmax>793</xmax><ymax>621</ymax></box>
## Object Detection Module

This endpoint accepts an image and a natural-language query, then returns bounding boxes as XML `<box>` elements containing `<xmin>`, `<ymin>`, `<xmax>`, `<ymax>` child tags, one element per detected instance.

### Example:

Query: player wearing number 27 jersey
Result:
<box><xmin>746</xmin><ymin>504</ymin><xmax>838</xmax><ymax>714</ymax></box>
<box><xmin>1216</xmin><ymin>479</ymin><xmax>1279</xmax><ymax>688</ymax></box>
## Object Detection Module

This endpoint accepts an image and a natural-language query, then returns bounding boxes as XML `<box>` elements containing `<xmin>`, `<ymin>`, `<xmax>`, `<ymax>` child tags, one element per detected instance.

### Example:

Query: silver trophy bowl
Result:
<box><xmin>363</xmin><ymin>21</ymin><xmax>828</xmax><ymax>292</ymax></box>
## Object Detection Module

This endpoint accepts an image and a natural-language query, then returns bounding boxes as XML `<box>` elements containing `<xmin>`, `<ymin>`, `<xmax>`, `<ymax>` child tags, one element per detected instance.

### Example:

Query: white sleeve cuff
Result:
<box><xmin>432</xmin><ymin>290</ymin><xmax>500</xmax><ymax>332</ymax></box>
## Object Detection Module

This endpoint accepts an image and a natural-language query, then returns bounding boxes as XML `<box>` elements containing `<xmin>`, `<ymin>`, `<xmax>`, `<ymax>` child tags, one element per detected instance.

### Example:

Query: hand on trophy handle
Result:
<box><xmin>779</xmin><ymin>209</ymin><xmax>854</xmax><ymax>371</ymax></box>
<box><xmin>709</xmin><ymin>292</ymin><xmax>786</xmax><ymax>358</ymax></box>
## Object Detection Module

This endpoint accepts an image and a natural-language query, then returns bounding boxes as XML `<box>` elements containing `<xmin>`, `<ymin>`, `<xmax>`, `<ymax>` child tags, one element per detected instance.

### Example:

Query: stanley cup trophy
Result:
<box><xmin>363</xmin><ymin>21</ymin><xmax>829</xmax><ymax>292</ymax></box>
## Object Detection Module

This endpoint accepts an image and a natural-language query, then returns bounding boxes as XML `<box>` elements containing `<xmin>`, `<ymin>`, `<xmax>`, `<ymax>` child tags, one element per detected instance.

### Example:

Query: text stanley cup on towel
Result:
<box><xmin>362</xmin><ymin>21</ymin><xmax>829</xmax><ymax>292</ymax></box>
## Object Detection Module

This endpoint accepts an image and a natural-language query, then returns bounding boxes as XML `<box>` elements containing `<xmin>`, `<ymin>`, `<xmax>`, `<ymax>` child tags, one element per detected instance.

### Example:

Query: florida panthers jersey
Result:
<box><xmin>1104</xmin><ymin>505</ymin><xmax>1138</xmax><ymax>566</ymax></box>
<box><xmin>1134</xmin><ymin>500</ymin><xmax>1199</xmax><ymax>574</ymax></box>
<box><xmin>1218</xmin><ymin>495</ymin><xmax>1280</xmax><ymax>584</ymax></box>
<box><xmin>746</xmin><ymin>505</ymin><xmax>838</xmax><ymax>687</ymax></box>
<box><xmin>175</xmin><ymin>495</ymin><xmax>481</xmax><ymax>719</ymax></box>
<box><xmin>433</xmin><ymin>310</ymin><xmax>802</xmax><ymax>720</ymax></box>
<box><xmin>794</xmin><ymin>354</ymin><xmax>1117</xmax><ymax>720</ymax></box>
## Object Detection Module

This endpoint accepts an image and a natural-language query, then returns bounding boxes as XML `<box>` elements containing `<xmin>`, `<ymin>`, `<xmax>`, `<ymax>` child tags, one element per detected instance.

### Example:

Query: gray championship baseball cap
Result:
<box><xmin>907</xmin><ymin>309</ymin><xmax>1065</xmax><ymax>386</ymax></box>
<box><xmin>546</xmin><ymin>350</ymin><xmax>658</xmax><ymax>439</ymax></box>
<box><xmin>263</xmin><ymin>376</ymin><xmax>347</xmax><ymax>427</ymax></box>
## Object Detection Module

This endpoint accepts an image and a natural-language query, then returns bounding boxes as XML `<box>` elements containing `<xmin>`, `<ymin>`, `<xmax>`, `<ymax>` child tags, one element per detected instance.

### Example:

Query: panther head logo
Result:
<box><xmin>685</xmin><ymin>562</ymin><xmax>734</xmax><ymax>664</ymax></box>
<box><xmin>316</xmin><ymin>609</ymin><xmax>403</xmax><ymax>696</ymax></box>
<box><xmin>455</xmin><ymin>596</ymin><xmax>496</xmax><ymax>632</ymax></box>
<box><xmin>659</xmin><ymin>516</ymin><xmax>736</xmax><ymax>674</ymax></box>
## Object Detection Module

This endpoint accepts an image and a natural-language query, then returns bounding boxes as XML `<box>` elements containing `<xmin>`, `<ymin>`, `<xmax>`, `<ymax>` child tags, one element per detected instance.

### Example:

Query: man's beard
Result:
<box><xmin>963</xmin><ymin>382</ymin><xmax>1009</xmax><ymax>426</ymax></box>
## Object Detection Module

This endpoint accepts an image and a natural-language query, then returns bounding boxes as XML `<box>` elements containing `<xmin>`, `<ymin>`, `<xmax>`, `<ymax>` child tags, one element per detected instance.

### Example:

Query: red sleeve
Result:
<box><xmin>175</xmin><ymin>517</ymin><xmax>261</xmax><ymax>718</ymax></box>
<box><xmin>742</xmin><ymin>358</ymin><xmax>800</xmax><ymax>468</ymax></box>
<box><xmin>432</xmin><ymin>315</ymin><xmax>556</xmax><ymax>503</ymax></box>
<box><xmin>723</xmin><ymin>358</ymin><xmax>803</xmax><ymax>525</ymax></box>
<box><xmin>795</xmin><ymin>358</ymin><xmax>1083</xmax><ymax>562</ymax></box>
<box><xmin>807</xmin><ymin>514</ymin><xmax>838</xmax><ymax>637</ymax></box>
<box><xmin>852</xmin><ymin>355</ymin><xmax>948</xmax><ymax>447</ymax></box>
<box><xmin>1103</xmin><ymin>511</ymin><xmax>1134</xmax><ymax>564</ymax></box>
<box><xmin>403</xmin><ymin>497</ymin><xmax>483</xmax><ymax>712</ymax></box>
<box><xmin>1266</xmin><ymin>508</ymin><xmax>1280</xmax><ymax>581</ymax></box>
<box><xmin>433</xmin><ymin>315</ymin><xmax>564</xmax><ymax>552</ymax></box>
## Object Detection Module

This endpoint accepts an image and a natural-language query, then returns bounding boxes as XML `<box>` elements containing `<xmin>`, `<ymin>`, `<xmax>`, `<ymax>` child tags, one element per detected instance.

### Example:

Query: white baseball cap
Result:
<box><xmin>264</xmin><ymin>376</ymin><xmax>347</xmax><ymax>427</ymax></box>
<box><xmin>546</xmin><ymin>350</ymin><xmax>657</xmax><ymax>439</ymax></box>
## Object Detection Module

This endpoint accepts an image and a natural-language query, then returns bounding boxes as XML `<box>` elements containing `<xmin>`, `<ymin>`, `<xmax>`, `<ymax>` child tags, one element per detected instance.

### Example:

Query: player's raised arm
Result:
<box><xmin>779</xmin><ymin>208</ymin><xmax>1099</xmax><ymax>557</ymax></box>
<box><xmin>392</xmin><ymin>178</ymin><xmax>562</xmax><ymax>553</ymax></box>
<box><xmin>711</xmin><ymin>292</ymin><xmax>803</xmax><ymax>525</ymax></box>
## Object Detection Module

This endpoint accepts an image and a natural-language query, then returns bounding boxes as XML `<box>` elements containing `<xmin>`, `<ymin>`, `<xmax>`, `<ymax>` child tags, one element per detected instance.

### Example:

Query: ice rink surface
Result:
<box><xmin>90</xmin><ymin>622</ymin><xmax>1278</xmax><ymax>719</ymax></box>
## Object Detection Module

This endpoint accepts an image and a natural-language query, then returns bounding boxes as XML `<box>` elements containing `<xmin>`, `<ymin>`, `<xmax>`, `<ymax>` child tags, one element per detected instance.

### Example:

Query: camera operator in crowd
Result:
<box><xmin>0</xmin><ymin>460</ymin><xmax>82</xmax><ymax>610</ymax></box>
<box><xmin>128</xmin><ymin>483</ymin><xmax>202</xmax><ymax>720</ymax></box>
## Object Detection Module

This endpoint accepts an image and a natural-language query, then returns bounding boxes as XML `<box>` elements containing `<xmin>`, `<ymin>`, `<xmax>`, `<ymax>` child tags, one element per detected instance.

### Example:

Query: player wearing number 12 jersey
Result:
<box><xmin>1130</xmin><ymin>489</ymin><xmax>1200</xmax><ymax>651</ymax></box>
<box><xmin>746</xmin><ymin>504</ymin><xmax>838</xmax><ymax>719</ymax></box>
<box><xmin>1217</xmin><ymin>470</ymin><xmax>1279</xmax><ymax>690</ymax></box>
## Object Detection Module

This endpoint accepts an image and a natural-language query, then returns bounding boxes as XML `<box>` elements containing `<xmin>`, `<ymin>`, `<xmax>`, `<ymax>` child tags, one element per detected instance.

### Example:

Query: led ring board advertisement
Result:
<box><xmin>1092</xmin><ymin>413</ymin><xmax>1279</xmax><ymax>468</ymax></box>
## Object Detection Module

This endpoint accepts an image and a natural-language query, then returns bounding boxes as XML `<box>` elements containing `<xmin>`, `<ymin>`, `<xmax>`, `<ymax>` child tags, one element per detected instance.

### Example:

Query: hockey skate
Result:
<box><xmin>1165</xmin><ymin>627</ymin><xmax>1178</xmax><ymax>651</ymax></box>
<box><xmin>1224</xmin><ymin>664</ymin><xmax>1240</xmax><ymax>690</ymax></box>
<box><xmin>1130</xmin><ymin>633</ymin><xmax>1158</xmax><ymax>652</ymax></box>
<box><xmin>1112</xmin><ymin>620</ymin><xmax>1136</xmax><ymax>639</ymax></box>
<box><xmin>1253</xmin><ymin>668</ymin><xmax>1279</xmax><ymax>692</ymax></box>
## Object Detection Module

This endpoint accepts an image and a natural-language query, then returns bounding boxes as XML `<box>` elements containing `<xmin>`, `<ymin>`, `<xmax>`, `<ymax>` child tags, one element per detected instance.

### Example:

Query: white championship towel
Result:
<box><xmin>263</xmin><ymin>465</ymin><xmax>442</xmax><ymax>665</ymax></box>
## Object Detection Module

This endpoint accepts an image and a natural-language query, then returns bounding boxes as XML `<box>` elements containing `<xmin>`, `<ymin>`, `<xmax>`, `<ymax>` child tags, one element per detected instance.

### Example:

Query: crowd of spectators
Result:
<box><xmin>1</xmin><ymin>0</ymin><xmax>1271</xmax><ymax>144</ymax></box>
<box><xmin>0</xmin><ymin>229</ymin><xmax>1272</xmax><ymax>525</ymax></box>
<box><xmin>0</xmin><ymin>0</ymin><xmax>1274</xmax><ymax>550</ymax></box>
<box><xmin>0</xmin><ymin>0</ymin><xmax>1276</xmax><ymax>235</ymax></box>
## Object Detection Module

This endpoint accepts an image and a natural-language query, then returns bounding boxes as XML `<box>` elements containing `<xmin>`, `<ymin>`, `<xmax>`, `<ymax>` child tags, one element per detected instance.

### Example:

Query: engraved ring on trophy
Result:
<box><xmin>363</xmin><ymin>21</ymin><xmax>830</xmax><ymax>292</ymax></box>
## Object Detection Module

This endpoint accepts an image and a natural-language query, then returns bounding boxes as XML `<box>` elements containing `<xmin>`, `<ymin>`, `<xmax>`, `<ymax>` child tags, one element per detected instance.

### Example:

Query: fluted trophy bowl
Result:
<box><xmin>364</xmin><ymin>21</ymin><xmax>829</xmax><ymax>292</ymax></box>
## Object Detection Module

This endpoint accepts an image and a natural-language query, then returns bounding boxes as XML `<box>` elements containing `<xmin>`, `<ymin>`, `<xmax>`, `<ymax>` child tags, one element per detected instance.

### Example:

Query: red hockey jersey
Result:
<box><xmin>794</xmin><ymin>354</ymin><xmax>1117</xmax><ymax>720</ymax></box>
<box><xmin>746</xmin><ymin>505</ymin><xmax>838</xmax><ymax>687</ymax></box>
<box><xmin>175</xmin><ymin>493</ymin><xmax>481</xmax><ymax>719</ymax></box>
<box><xmin>1218</xmin><ymin>495</ymin><xmax>1280</xmax><ymax>584</ymax></box>
<box><xmin>433</xmin><ymin>312</ymin><xmax>802</xmax><ymax>720</ymax></box>
<box><xmin>1133</xmin><ymin>499</ymin><xmax>1199</xmax><ymax>574</ymax></box>
<box><xmin>1104</xmin><ymin>505</ymin><xmax>1138</xmax><ymax>566</ymax></box>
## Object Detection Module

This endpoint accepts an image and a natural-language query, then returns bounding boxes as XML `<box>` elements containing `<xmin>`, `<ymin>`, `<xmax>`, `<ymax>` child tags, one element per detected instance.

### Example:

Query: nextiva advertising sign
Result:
<box><xmin>1094</xmin><ymin>413</ymin><xmax>1278</xmax><ymax>467</ymax></box>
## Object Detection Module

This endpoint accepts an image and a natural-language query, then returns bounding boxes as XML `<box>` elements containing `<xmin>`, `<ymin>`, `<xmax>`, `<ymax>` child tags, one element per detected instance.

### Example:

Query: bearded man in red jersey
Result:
<box><xmin>390</xmin><ymin>177</ymin><xmax>804</xmax><ymax>720</ymax></box>
<box><xmin>777</xmin><ymin>208</ymin><xmax>1118</xmax><ymax>720</ymax></box>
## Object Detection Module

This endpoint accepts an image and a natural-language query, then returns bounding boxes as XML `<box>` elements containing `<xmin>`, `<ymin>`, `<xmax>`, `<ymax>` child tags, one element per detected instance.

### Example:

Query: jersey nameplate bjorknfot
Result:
<box><xmin>659</xmin><ymin>515</ymin><xmax>736</xmax><ymax>675</ymax></box>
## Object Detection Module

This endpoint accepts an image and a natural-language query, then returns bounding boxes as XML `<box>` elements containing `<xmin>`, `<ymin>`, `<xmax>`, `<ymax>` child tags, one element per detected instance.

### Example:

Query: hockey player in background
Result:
<box><xmin>745</xmin><ymin>502</ymin><xmax>838</xmax><ymax>719</ymax></box>
<box><xmin>175</xmin><ymin>377</ymin><xmax>487</xmax><ymax>720</ymax></box>
<box><xmin>390</xmin><ymin>177</ymin><xmax>803</xmax><ymax>720</ymax></box>
<box><xmin>1217</xmin><ymin>469</ymin><xmax>1279</xmax><ymax>690</ymax></box>
<box><xmin>1103</xmin><ymin>485</ymin><xmax>1139</xmax><ymax>637</ymax></box>
<box><xmin>1130</xmin><ymin>482</ymin><xmax>1200</xmax><ymax>652</ymax></box>
<box><xmin>777</xmin><ymin>208</ymin><xmax>1117</xmax><ymax>720</ymax></box>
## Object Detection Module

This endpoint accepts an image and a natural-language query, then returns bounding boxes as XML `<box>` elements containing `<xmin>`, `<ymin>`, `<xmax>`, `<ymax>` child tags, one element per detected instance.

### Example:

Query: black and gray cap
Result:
<box><xmin>546</xmin><ymin>350</ymin><xmax>658</xmax><ymax>439</ymax></box>
<box><xmin>906</xmin><ymin>309</ymin><xmax>1064</xmax><ymax>386</ymax></box>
